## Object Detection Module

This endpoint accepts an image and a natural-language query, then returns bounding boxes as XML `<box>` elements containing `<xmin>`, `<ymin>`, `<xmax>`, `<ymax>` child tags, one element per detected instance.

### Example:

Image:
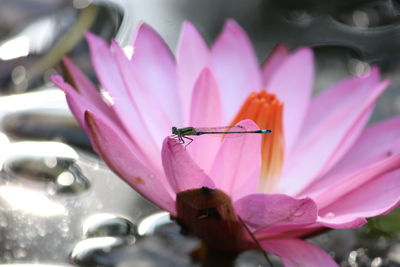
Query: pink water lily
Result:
<box><xmin>52</xmin><ymin>19</ymin><xmax>400</xmax><ymax>266</ymax></box>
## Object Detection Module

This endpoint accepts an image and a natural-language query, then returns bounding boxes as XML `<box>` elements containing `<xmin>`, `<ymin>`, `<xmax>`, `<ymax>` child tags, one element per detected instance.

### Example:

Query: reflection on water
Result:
<box><xmin>3</xmin><ymin>155</ymin><xmax>89</xmax><ymax>195</ymax></box>
<box><xmin>137</xmin><ymin>211</ymin><xmax>171</xmax><ymax>236</ymax></box>
<box><xmin>70</xmin><ymin>236</ymin><xmax>135</xmax><ymax>265</ymax></box>
<box><xmin>0</xmin><ymin>186</ymin><xmax>66</xmax><ymax>217</ymax></box>
<box><xmin>82</xmin><ymin>213</ymin><xmax>136</xmax><ymax>238</ymax></box>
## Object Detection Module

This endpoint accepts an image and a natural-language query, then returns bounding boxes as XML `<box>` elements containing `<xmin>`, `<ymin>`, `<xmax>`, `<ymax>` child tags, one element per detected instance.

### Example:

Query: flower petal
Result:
<box><xmin>52</xmin><ymin>75</ymin><xmax>121</xmax><ymax>143</ymax></box>
<box><xmin>235</xmin><ymin>194</ymin><xmax>317</xmax><ymax>233</ymax></box>
<box><xmin>317</xmin><ymin>168</ymin><xmax>400</xmax><ymax>229</ymax></box>
<box><xmin>177</xmin><ymin>21</ymin><xmax>210</xmax><ymax>120</ymax></box>
<box><xmin>261</xmin><ymin>44</ymin><xmax>290</xmax><ymax>86</ymax></box>
<box><xmin>187</xmin><ymin>68</ymin><xmax>223</xmax><ymax>171</ymax></box>
<box><xmin>308</xmin><ymin>153</ymin><xmax>400</xmax><ymax>209</ymax></box>
<box><xmin>294</xmin><ymin>68</ymin><xmax>385</xmax><ymax>174</ymax></box>
<box><xmin>266</xmin><ymin>47</ymin><xmax>314</xmax><ymax>153</ymax></box>
<box><xmin>280</xmin><ymin>77</ymin><xmax>390</xmax><ymax>196</ymax></box>
<box><xmin>208</xmin><ymin>120</ymin><xmax>261</xmax><ymax>200</ymax></box>
<box><xmin>85</xmin><ymin>32</ymin><xmax>160</xmax><ymax>166</ymax></box>
<box><xmin>301</xmin><ymin>116</ymin><xmax>400</xmax><ymax>198</ymax></box>
<box><xmin>324</xmin><ymin>116</ymin><xmax>400</xmax><ymax>175</ymax></box>
<box><xmin>161</xmin><ymin>137</ymin><xmax>215</xmax><ymax>193</ymax></box>
<box><xmin>260</xmin><ymin>238</ymin><xmax>339</xmax><ymax>267</ymax></box>
<box><xmin>211</xmin><ymin>19</ymin><xmax>262</xmax><ymax>121</ymax></box>
<box><xmin>84</xmin><ymin>111</ymin><xmax>176</xmax><ymax>213</ymax></box>
<box><xmin>51</xmin><ymin>75</ymin><xmax>90</xmax><ymax>129</ymax></box>
<box><xmin>110</xmin><ymin>40</ymin><xmax>172</xmax><ymax>145</ymax></box>
<box><xmin>131</xmin><ymin>23</ymin><xmax>181</xmax><ymax>124</ymax></box>
<box><xmin>60</xmin><ymin>57</ymin><xmax>112</xmax><ymax>117</ymax></box>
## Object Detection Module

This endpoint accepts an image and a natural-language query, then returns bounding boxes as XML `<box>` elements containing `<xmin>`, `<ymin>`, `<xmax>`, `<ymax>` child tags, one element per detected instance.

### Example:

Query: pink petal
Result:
<box><xmin>266</xmin><ymin>47</ymin><xmax>314</xmax><ymax>154</ymax></box>
<box><xmin>301</xmin><ymin>116</ymin><xmax>400</xmax><ymax>197</ymax></box>
<box><xmin>294</xmin><ymin>68</ymin><xmax>384</xmax><ymax>173</ymax></box>
<box><xmin>261</xmin><ymin>44</ymin><xmax>290</xmax><ymax>86</ymax></box>
<box><xmin>235</xmin><ymin>194</ymin><xmax>317</xmax><ymax>233</ymax></box>
<box><xmin>85</xmin><ymin>33</ymin><xmax>160</xmax><ymax>165</ymax></box>
<box><xmin>110</xmin><ymin>40</ymin><xmax>172</xmax><ymax>145</ymax></box>
<box><xmin>61</xmin><ymin>57</ymin><xmax>111</xmax><ymax>117</ymax></box>
<box><xmin>131</xmin><ymin>23</ymin><xmax>181</xmax><ymax>124</ymax></box>
<box><xmin>309</xmin><ymin>154</ymin><xmax>400</xmax><ymax>209</ymax></box>
<box><xmin>84</xmin><ymin>111</ymin><xmax>176</xmax><ymax>213</ymax></box>
<box><xmin>161</xmin><ymin>137</ymin><xmax>215</xmax><ymax>193</ymax></box>
<box><xmin>260</xmin><ymin>238</ymin><xmax>339</xmax><ymax>267</ymax></box>
<box><xmin>52</xmin><ymin>75</ymin><xmax>121</xmax><ymax>145</ymax></box>
<box><xmin>325</xmin><ymin>116</ymin><xmax>400</xmax><ymax>175</ymax></box>
<box><xmin>208</xmin><ymin>120</ymin><xmax>261</xmax><ymax>200</ymax></box>
<box><xmin>187</xmin><ymin>68</ymin><xmax>223</xmax><ymax>171</ymax></box>
<box><xmin>211</xmin><ymin>19</ymin><xmax>262</xmax><ymax>121</ymax></box>
<box><xmin>51</xmin><ymin>75</ymin><xmax>90</xmax><ymax>129</ymax></box>
<box><xmin>177</xmin><ymin>21</ymin><xmax>210</xmax><ymax>120</ymax></box>
<box><xmin>280</xmin><ymin>78</ymin><xmax>390</xmax><ymax>196</ymax></box>
<box><xmin>317</xmin><ymin>168</ymin><xmax>400</xmax><ymax>228</ymax></box>
<box><xmin>301</xmin><ymin>68</ymin><xmax>379</xmax><ymax>130</ymax></box>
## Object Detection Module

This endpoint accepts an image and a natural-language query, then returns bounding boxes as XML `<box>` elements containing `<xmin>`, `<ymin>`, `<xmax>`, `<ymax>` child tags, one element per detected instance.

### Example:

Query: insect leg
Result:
<box><xmin>183</xmin><ymin>136</ymin><xmax>193</xmax><ymax>148</ymax></box>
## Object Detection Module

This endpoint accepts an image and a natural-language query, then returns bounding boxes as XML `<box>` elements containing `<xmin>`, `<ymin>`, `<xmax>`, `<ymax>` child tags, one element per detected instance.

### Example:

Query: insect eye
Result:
<box><xmin>196</xmin><ymin>208</ymin><xmax>221</xmax><ymax>220</ymax></box>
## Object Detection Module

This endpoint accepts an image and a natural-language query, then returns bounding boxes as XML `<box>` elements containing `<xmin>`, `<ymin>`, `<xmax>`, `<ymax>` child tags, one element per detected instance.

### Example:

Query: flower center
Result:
<box><xmin>230</xmin><ymin>90</ymin><xmax>284</xmax><ymax>192</ymax></box>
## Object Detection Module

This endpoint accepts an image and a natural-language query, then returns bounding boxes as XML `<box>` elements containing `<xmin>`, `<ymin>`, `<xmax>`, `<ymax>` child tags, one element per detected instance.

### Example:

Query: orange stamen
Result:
<box><xmin>231</xmin><ymin>90</ymin><xmax>284</xmax><ymax>192</ymax></box>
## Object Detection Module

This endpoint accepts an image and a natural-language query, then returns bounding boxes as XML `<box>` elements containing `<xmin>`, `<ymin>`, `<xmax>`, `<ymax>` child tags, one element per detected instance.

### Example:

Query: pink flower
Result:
<box><xmin>52</xmin><ymin>19</ymin><xmax>400</xmax><ymax>266</ymax></box>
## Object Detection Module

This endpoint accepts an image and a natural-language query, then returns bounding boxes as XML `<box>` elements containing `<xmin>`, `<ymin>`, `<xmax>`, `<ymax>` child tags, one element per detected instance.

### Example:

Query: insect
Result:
<box><xmin>171</xmin><ymin>125</ymin><xmax>272</xmax><ymax>146</ymax></box>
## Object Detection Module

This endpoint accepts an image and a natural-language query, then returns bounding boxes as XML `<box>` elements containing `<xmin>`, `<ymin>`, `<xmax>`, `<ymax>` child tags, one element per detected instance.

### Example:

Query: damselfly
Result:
<box><xmin>171</xmin><ymin>125</ymin><xmax>272</xmax><ymax>146</ymax></box>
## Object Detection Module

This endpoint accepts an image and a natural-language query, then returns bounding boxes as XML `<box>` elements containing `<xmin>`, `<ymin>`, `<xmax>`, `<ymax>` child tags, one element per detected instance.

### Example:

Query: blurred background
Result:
<box><xmin>0</xmin><ymin>0</ymin><xmax>399</xmax><ymax>266</ymax></box>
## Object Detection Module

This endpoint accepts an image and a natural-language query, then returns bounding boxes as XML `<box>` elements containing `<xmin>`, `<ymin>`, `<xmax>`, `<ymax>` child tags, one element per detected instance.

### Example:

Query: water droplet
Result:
<box><xmin>371</xmin><ymin>257</ymin><xmax>382</xmax><ymax>267</ymax></box>
<box><xmin>3</xmin><ymin>150</ymin><xmax>90</xmax><ymax>194</ymax></box>
<box><xmin>348</xmin><ymin>250</ymin><xmax>358</xmax><ymax>264</ymax></box>
<box><xmin>70</xmin><ymin>237</ymin><xmax>134</xmax><ymax>265</ymax></box>
<box><xmin>290</xmin><ymin>206</ymin><xmax>305</xmax><ymax>217</ymax></box>
<box><xmin>348</xmin><ymin>58</ymin><xmax>371</xmax><ymax>77</ymax></box>
<box><xmin>137</xmin><ymin>211</ymin><xmax>172</xmax><ymax>236</ymax></box>
<box><xmin>83</xmin><ymin>213</ymin><xmax>136</xmax><ymax>238</ymax></box>
<box><xmin>57</xmin><ymin>171</ymin><xmax>75</xmax><ymax>186</ymax></box>
<box><xmin>44</xmin><ymin>156</ymin><xmax>58</xmax><ymax>168</ymax></box>
<box><xmin>58</xmin><ymin>218</ymin><xmax>70</xmax><ymax>232</ymax></box>
<box><xmin>100</xmin><ymin>90</ymin><xmax>115</xmax><ymax>106</ymax></box>
<box><xmin>325</xmin><ymin>212</ymin><xmax>335</xmax><ymax>218</ymax></box>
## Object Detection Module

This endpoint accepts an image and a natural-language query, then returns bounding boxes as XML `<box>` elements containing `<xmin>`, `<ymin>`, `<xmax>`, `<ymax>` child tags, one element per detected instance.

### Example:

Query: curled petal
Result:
<box><xmin>260</xmin><ymin>238</ymin><xmax>339</xmax><ymax>267</ymax></box>
<box><xmin>162</xmin><ymin>137</ymin><xmax>215</xmax><ymax>193</ymax></box>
